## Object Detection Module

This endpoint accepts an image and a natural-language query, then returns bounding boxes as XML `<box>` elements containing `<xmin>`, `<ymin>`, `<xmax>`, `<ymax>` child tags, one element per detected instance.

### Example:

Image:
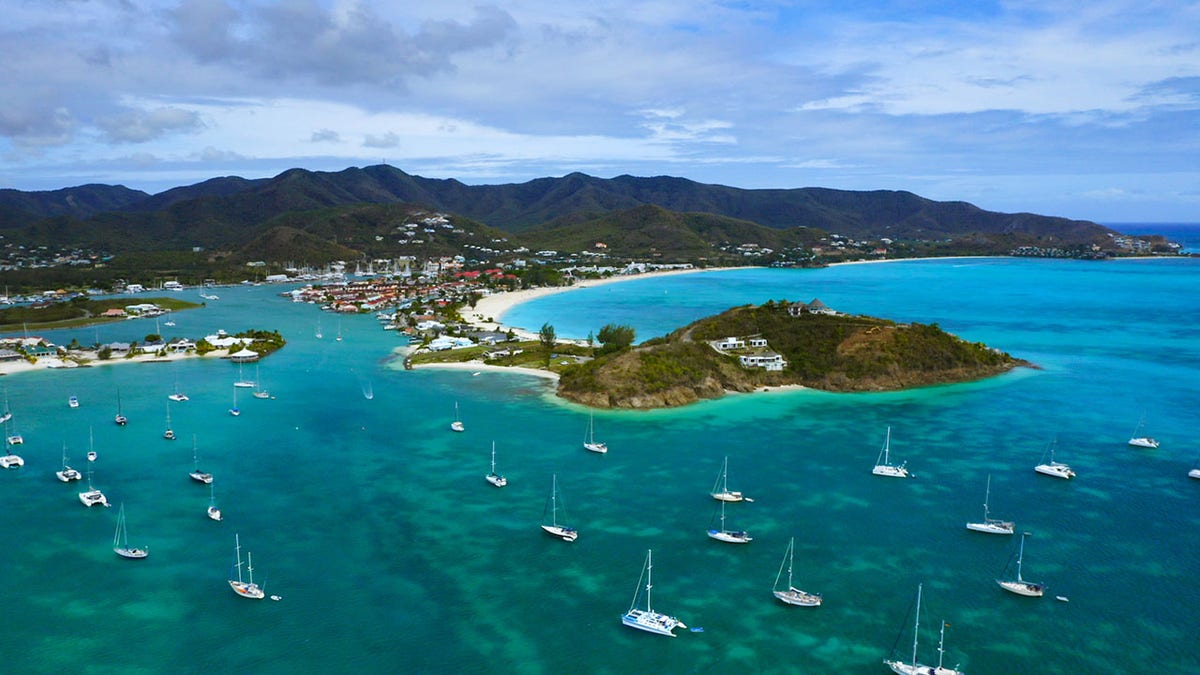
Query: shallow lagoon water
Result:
<box><xmin>2</xmin><ymin>258</ymin><xmax>1199</xmax><ymax>674</ymax></box>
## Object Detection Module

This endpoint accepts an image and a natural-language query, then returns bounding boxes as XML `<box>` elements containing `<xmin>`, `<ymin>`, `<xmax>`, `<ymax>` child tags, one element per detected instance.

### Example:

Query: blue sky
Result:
<box><xmin>1</xmin><ymin>1</ymin><xmax>1197</xmax><ymax>222</ymax></box>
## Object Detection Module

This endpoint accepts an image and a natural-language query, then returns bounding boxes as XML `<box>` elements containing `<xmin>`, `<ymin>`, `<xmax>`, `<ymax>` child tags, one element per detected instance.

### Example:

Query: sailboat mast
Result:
<box><xmin>645</xmin><ymin>550</ymin><xmax>654</xmax><ymax>612</ymax></box>
<box><xmin>937</xmin><ymin>621</ymin><xmax>948</xmax><ymax>670</ymax></box>
<box><xmin>983</xmin><ymin>474</ymin><xmax>992</xmax><ymax>520</ymax></box>
<box><xmin>234</xmin><ymin>534</ymin><xmax>244</xmax><ymax>584</ymax></box>
<box><xmin>247</xmin><ymin>552</ymin><xmax>255</xmax><ymax>586</ymax></box>
<box><xmin>885</xmin><ymin>427</ymin><xmax>892</xmax><ymax>464</ymax></box>
<box><xmin>491</xmin><ymin>442</ymin><xmax>496</xmax><ymax>474</ymax></box>
<box><xmin>786</xmin><ymin>537</ymin><xmax>795</xmax><ymax>589</ymax></box>
<box><xmin>911</xmin><ymin>583</ymin><xmax>922</xmax><ymax>669</ymax></box>
<box><xmin>551</xmin><ymin>475</ymin><xmax>558</xmax><ymax>526</ymax></box>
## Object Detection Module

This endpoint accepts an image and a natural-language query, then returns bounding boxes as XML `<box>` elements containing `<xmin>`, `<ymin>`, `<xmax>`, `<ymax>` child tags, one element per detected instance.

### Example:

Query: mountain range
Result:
<box><xmin>0</xmin><ymin>165</ymin><xmax>1129</xmax><ymax>269</ymax></box>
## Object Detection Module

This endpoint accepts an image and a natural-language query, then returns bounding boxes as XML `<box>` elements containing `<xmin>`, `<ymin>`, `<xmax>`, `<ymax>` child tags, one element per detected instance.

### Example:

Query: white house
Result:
<box><xmin>748</xmin><ymin>338</ymin><xmax>768</xmax><ymax>348</ymax></box>
<box><xmin>713</xmin><ymin>337</ymin><xmax>746</xmax><ymax>351</ymax></box>
<box><xmin>739</xmin><ymin>353</ymin><xmax>786</xmax><ymax>371</ymax></box>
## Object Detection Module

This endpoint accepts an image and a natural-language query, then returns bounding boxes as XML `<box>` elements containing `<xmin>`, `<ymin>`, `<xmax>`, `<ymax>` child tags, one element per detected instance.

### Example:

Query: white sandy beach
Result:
<box><xmin>0</xmin><ymin>349</ymin><xmax>228</xmax><ymax>377</ymax></box>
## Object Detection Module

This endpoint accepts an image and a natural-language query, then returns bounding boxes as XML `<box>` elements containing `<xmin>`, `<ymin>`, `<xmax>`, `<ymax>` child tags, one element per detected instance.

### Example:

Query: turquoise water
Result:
<box><xmin>3</xmin><ymin>259</ymin><xmax>1199</xmax><ymax>674</ymax></box>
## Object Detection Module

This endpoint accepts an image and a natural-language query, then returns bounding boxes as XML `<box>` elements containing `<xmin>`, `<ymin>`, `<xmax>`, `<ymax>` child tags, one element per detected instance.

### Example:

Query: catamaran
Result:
<box><xmin>540</xmin><ymin>474</ymin><xmax>577</xmax><ymax>542</ymax></box>
<box><xmin>1034</xmin><ymin>438</ymin><xmax>1075</xmax><ymax>479</ymax></box>
<box><xmin>113</xmin><ymin>503</ymin><xmax>148</xmax><ymax>559</ymax></box>
<box><xmin>1128</xmin><ymin>414</ymin><xmax>1159</xmax><ymax>449</ymax></box>
<box><xmin>583</xmin><ymin>411</ymin><xmax>607</xmax><ymax>453</ymax></box>
<box><xmin>485</xmin><ymin>441</ymin><xmax>507</xmax><ymax>487</ymax></box>
<box><xmin>228</xmin><ymin>534</ymin><xmax>265</xmax><ymax>599</ymax></box>
<box><xmin>450</xmin><ymin>401</ymin><xmax>464</xmax><ymax>432</ymax></box>
<box><xmin>189</xmin><ymin>436</ymin><xmax>213</xmax><ymax>484</ymax></box>
<box><xmin>966</xmin><ymin>474</ymin><xmax>1014</xmax><ymax>535</ymax></box>
<box><xmin>711</xmin><ymin>455</ymin><xmax>748</xmax><ymax>502</ymax></box>
<box><xmin>872</xmin><ymin>426</ymin><xmax>910</xmax><ymax>477</ymax></box>
<box><xmin>621</xmin><ymin>549</ymin><xmax>687</xmax><ymax>637</ymax></box>
<box><xmin>56</xmin><ymin>443</ymin><xmax>82</xmax><ymax>482</ymax></box>
<box><xmin>168</xmin><ymin>376</ymin><xmax>189</xmax><ymax>402</ymax></box>
<box><xmin>78</xmin><ymin>462</ymin><xmax>109</xmax><ymax>508</ymax></box>
<box><xmin>883</xmin><ymin>583</ymin><xmax>963</xmax><ymax>675</ymax></box>
<box><xmin>772</xmin><ymin>536</ymin><xmax>822</xmax><ymax>606</ymax></box>
<box><xmin>707</xmin><ymin>500</ymin><xmax>752</xmax><ymax>544</ymax></box>
<box><xmin>996</xmin><ymin>531</ymin><xmax>1045</xmax><ymax>597</ymax></box>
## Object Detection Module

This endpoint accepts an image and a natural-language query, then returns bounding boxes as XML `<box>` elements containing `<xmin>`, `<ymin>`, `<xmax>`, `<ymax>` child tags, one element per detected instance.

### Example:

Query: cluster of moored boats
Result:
<box><xmin>0</xmin><ymin>378</ymin><xmax>280</xmax><ymax>601</ymax></box>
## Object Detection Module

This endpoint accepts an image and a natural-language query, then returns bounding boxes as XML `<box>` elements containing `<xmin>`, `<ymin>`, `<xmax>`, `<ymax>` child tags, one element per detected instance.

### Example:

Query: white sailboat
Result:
<box><xmin>78</xmin><ymin>462</ymin><xmax>109</xmax><ymax>507</ymax></box>
<box><xmin>884</xmin><ymin>583</ymin><xmax>963</xmax><ymax>675</ymax></box>
<box><xmin>872</xmin><ymin>426</ymin><xmax>910</xmax><ymax>477</ymax></box>
<box><xmin>485</xmin><ymin>441</ymin><xmax>507</xmax><ymax>487</ymax></box>
<box><xmin>772</xmin><ymin>536</ymin><xmax>822</xmax><ymax>606</ymax></box>
<box><xmin>252</xmin><ymin>365</ymin><xmax>270</xmax><ymax>399</ymax></box>
<box><xmin>583</xmin><ymin>411</ymin><xmax>608</xmax><ymax>453</ymax></box>
<box><xmin>113</xmin><ymin>503</ymin><xmax>148</xmax><ymax>559</ymax></box>
<box><xmin>168</xmin><ymin>376</ymin><xmax>189</xmax><ymax>401</ymax></box>
<box><xmin>315</xmin><ymin>319</ymin><xmax>323</xmax><ymax>339</ymax></box>
<box><xmin>335</xmin><ymin>319</ymin><xmax>343</xmax><ymax>342</ymax></box>
<box><xmin>229</xmin><ymin>386</ymin><xmax>240</xmax><ymax>417</ymax></box>
<box><xmin>621</xmin><ymin>549</ymin><xmax>687</xmax><ymax>637</ymax></box>
<box><xmin>228</xmin><ymin>534</ymin><xmax>265</xmax><ymax>599</ymax></box>
<box><xmin>996</xmin><ymin>531</ymin><xmax>1045</xmax><ymax>597</ymax></box>
<box><xmin>540</xmin><ymin>474</ymin><xmax>577</xmax><ymax>542</ymax></box>
<box><xmin>711</xmin><ymin>455</ymin><xmax>748</xmax><ymax>502</ymax></box>
<box><xmin>1</xmin><ymin>416</ymin><xmax>24</xmax><ymax>468</ymax></box>
<box><xmin>163</xmin><ymin>403</ymin><xmax>176</xmax><ymax>440</ymax></box>
<box><xmin>1034</xmin><ymin>438</ymin><xmax>1075</xmax><ymax>479</ymax></box>
<box><xmin>56</xmin><ymin>443</ymin><xmax>82</xmax><ymax>482</ymax></box>
<box><xmin>1189</xmin><ymin>455</ymin><xmax>1200</xmax><ymax>480</ymax></box>
<box><xmin>450</xmin><ymin>401</ymin><xmax>464</xmax><ymax>432</ymax></box>
<box><xmin>1128</xmin><ymin>413</ymin><xmax>1159</xmax><ymax>449</ymax></box>
<box><xmin>707</xmin><ymin>500</ymin><xmax>752</xmax><ymax>543</ymax></box>
<box><xmin>114</xmin><ymin>387</ymin><xmax>127</xmax><ymax>426</ymax></box>
<box><xmin>189</xmin><ymin>436</ymin><xmax>213</xmax><ymax>484</ymax></box>
<box><xmin>68</xmin><ymin>395</ymin><xmax>80</xmax><ymax>408</ymax></box>
<box><xmin>966</xmin><ymin>474</ymin><xmax>1014</xmax><ymax>535</ymax></box>
<box><xmin>233</xmin><ymin>362</ymin><xmax>255</xmax><ymax>388</ymax></box>
<box><xmin>207</xmin><ymin>481</ymin><xmax>223</xmax><ymax>521</ymax></box>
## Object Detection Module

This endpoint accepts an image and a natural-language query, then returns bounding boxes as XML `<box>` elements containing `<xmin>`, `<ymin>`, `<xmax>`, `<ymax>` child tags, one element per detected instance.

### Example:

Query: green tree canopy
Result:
<box><xmin>596</xmin><ymin>323</ymin><xmax>635</xmax><ymax>355</ymax></box>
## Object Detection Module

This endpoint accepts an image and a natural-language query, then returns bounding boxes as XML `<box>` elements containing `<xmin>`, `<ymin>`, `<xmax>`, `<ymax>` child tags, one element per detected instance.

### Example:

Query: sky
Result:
<box><xmin>1</xmin><ymin>1</ymin><xmax>1198</xmax><ymax>222</ymax></box>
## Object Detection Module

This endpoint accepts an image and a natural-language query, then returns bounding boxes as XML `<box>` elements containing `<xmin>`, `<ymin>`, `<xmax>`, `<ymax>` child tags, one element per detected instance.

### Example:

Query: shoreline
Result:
<box><xmin>0</xmin><ymin>349</ymin><xmax>229</xmax><ymax>378</ymax></box>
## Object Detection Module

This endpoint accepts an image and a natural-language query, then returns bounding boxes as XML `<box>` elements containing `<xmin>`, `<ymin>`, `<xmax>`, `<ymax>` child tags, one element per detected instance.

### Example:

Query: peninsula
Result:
<box><xmin>412</xmin><ymin>297</ymin><xmax>1028</xmax><ymax>409</ymax></box>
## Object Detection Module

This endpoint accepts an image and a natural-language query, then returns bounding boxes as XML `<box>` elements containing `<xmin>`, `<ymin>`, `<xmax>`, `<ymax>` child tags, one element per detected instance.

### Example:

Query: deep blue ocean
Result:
<box><xmin>3</xmin><ymin>256</ymin><xmax>1199</xmax><ymax>674</ymax></box>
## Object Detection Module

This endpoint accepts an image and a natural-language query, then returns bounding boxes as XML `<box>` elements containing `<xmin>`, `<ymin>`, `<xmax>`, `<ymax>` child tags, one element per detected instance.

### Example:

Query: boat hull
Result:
<box><xmin>1189</xmin><ymin>469</ymin><xmax>1200</xmax><ymax>480</ymax></box>
<box><xmin>190</xmin><ymin>471</ymin><xmax>214</xmax><ymax>484</ymax></box>
<box><xmin>79</xmin><ymin>490</ymin><xmax>109</xmax><ymax>507</ymax></box>
<box><xmin>114</xmin><ymin>415</ymin><xmax>127</xmax><ymax>426</ymax></box>
<box><xmin>114</xmin><ymin>547</ymin><xmax>148</xmax><ymax>559</ymax></box>
<box><xmin>1034</xmin><ymin>463</ymin><xmax>1074</xmax><ymax>479</ymax></box>
<box><xmin>966</xmin><ymin>521</ymin><xmax>1014</xmax><ymax>535</ymax></box>
<box><xmin>1128</xmin><ymin>437</ymin><xmax>1159</xmax><ymax>449</ymax></box>
<box><xmin>583</xmin><ymin>442</ymin><xmax>608</xmax><ymax>454</ymax></box>
<box><xmin>56</xmin><ymin>469</ymin><xmax>82</xmax><ymax>482</ymax></box>
<box><xmin>621</xmin><ymin>609</ymin><xmax>685</xmax><ymax>637</ymax></box>
<box><xmin>711</xmin><ymin>491</ymin><xmax>743</xmax><ymax>502</ymax></box>
<box><xmin>541</xmin><ymin>524</ymin><xmax>577</xmax><ymax>542</ymax></box>
<box><xmin>773</xmin><ymin>588</ymin><xmax>822</xmax><ymax>607</ymax></box>
<box><xmin>707</xmin><ymin>529</ymin><xmax>752</xmax><ymax>544</ymax></box>
<box><xmin>207</xmin><ymin>507</ymin><xmax>223</xmax><ymax>521</ymax></box>
<box><xmin>486</xmin><ymin>473</ymin><xmax>507</xmax><ymax>487</ymax></box>
<box><xmin>229</xmin><ymin>580</ymin><xmax>265</xmax><ymax>599</ymax></box>
<box><xmin>872</xmin><ymin>465</ymin><xmax>909</xmax><ymax>478</ymax></box>
<box><xmin>997</xmin><ymin>579</ymin><xmax>1044</xmax><ymax>597</ymax></box>
<box><xmin>450</xmin><ymin>422</ymin><xmax>464</xmax><ymax>432</ymax></box>
<box><xmin>0</xmin><ymin>454</ymin><xmax>24</xmax><ymax>468</ymax></box>
<box><xmin>885</xmin><ymin>660</ymin><xmax>962</xmax><ymax>675</ymax></box>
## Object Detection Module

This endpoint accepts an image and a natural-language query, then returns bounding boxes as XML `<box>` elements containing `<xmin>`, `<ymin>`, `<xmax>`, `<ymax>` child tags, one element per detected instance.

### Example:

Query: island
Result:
<box><xmin>411</xmin><ymin>298</ymin><xmax>1029</xmax><ymax>409</ymax></box>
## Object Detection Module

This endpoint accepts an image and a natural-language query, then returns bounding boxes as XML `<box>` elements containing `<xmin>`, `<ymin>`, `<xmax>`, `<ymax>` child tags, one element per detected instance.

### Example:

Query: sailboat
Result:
<box><xmin>485</xmin><ymin>441</ymin><xmax>507</xmax><ymax>487</ymax></box>
<box><xmin>772</xmin><ymin>536</ymin><xmax>822</xmax><ymax>606</ymax></box>
<box><xmin>234</xmin><ymin>362</ymin><xmax>255</xmax><ymax>388</ymax></box>
<box><xmin>163</xmin><ymin>403</ymin><xmax>176</xmax><ymax>440</ymax></box>
<box><xmin>56</xmin><ymin>443</ymin><xmax>82</xmax><ymax>482</ymax></box>
<box><xmin>583</xmin><ymin>411</ymin><xmax>608</xmax><ymax>453</ymax></box>
<box><xmin>207</xmin><ymin>482</ymin><xmax>223</xmax><ymax>521</ymax></box>
<box><xmin>315</xmin><ymin>319</ymin><xmax>323</xmax><ymax>339</ymax></box>
<box><xmin>965</xmin><ymin>474</ymin><xmax>1014</xmax><ymax>534</ymax></box>
<box><xmin>252</xmin><ymin>365</ymin><xmax>270</xmax><ymax>399</ymax></box>
<box><xmin>228</xmin><ymin>534</ymin><xmax>265</xmax><ymax>599</ymax></box>
<box><xmin>883</xmin><ymin>583</ymin><xmax>963</xmax><ymax>675</ymax></box>
<box><xmin>68</xmin><ymin>395</ymin><xmax>80</xmax><ymax>408</ymax></box>
<box><xmin>707</xmin><ymin>500</ymin><xmax>752</xmax><ymax>543</ymax></box>
<box><xmin>78</xmin><ymin>462</ymin><xmax>109</xmax><ymax>507</ymax></box>
<box><xmin>540</xmin><ymin>474</ymin><xmax>577</xmax><ymax>542</ymax></box>
<box><xmin>335</xmin><ymin>319</ymin><xmax>343</xmax><ymax>342</ymax></box>
<box><xmin>0</xmin><ymin>391</ymin><xmax>11</xmax><ymax>425</ymax></box>
<box><xmin>114</xmin><ymin>387</ymin><xmax>128</xmax><ymax>426</ymax></box>
<box><xmin>190</xmin><ymin>436</ymin><xmax>213</xmax><ymax>484</ymax></box>
<box><xmin>168</xmin><ymin>376</ymin><xmax>189</xmax><ymax>401</ymax></box>
<box><xmin>996</xmin><ymin>531</ymin><xmax>1045</xmax><ymax>597</ymax></box>
<box><xmin>1128</xmin><ymin>413</ymin><xmax>1159</xmax><ymax>448</ymax></box>
<box><xmin>1034</xmin><ymin>438</ymin><xmax>1075</xmax><ymax>479</ymax></box>
<box><xmin>163</xmin><ymin>310</ymin><xmax>175</xmax><ymax>327</ymax></box>
<box><xmin>229</xmin><ymin>386</ymin><xmax>240</xmax><ymax>417</ymax></box>
<box><xmin>1189</xmin><ymin>455</ymin><xmax>1200</xmax><ymax>480</ymax></box>
<box><xmin>872</xmin><ymin>426</ymin><xmax>910</xmax><ymax>477</ymax></box>
<box><xmin>710</xmin><ymin>455</ymin><xmax>747</xmax><ymax>501</ymax></box>
<box><xmin>450</xmin><ymin>401</ymin><xmax>464</xmax><ymax>432</ymax></box>
<box><xmin>621</xmin><ymin>549</ymin><xmax>687</xmax><ymax>637</ymax></box>
<box><xmin>113</xmin><ymin>503</ymin><xmax>148</xmax><ymax>559</ymax></box>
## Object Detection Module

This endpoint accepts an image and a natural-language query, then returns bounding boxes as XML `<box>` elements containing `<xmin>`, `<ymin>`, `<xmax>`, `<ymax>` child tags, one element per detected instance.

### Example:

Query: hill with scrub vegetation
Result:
<box><xmin>557</xmin><ymin>301</ymin><xmax>1027</xmax><ymax>409</ymax></box>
